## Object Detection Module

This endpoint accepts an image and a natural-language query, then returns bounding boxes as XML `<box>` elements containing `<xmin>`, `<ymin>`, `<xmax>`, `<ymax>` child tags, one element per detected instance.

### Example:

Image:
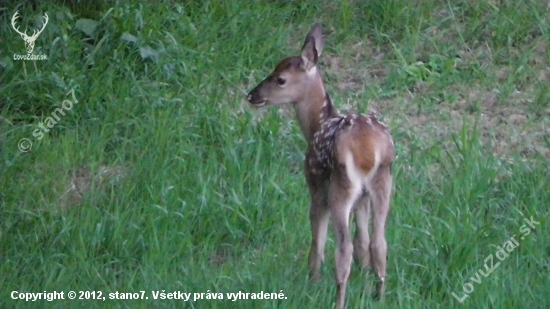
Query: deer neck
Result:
<box><xmin>293</xmin><ymin>70</ymin><xmax>338</xmax><ymax>144</ymax></box>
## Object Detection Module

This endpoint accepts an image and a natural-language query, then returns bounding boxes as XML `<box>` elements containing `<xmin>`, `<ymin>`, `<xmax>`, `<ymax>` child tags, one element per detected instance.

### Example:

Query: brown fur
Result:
<box><xmin>247</xmin><ymin>23</ymin><xmax>395</xmax><ymax>309</ymax></box>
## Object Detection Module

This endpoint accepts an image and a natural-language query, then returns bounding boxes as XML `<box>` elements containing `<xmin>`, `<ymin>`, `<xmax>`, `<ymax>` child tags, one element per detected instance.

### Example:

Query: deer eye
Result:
<box><xmin>276</xmin><ymin>77</ymin><xmax>286</xmax><ymax>86</ymax></box>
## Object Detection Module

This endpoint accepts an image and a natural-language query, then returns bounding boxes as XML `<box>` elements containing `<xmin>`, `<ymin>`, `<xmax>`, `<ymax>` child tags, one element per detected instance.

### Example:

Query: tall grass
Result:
<box><xmin>1</xmin><ymin>1</ymin><xmax>548</xmax><ymax>308</ymax></box>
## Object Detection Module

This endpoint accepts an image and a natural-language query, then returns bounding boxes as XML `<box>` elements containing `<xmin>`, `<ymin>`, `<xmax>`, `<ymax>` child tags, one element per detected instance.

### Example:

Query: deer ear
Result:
<box><xmin>300</xmin><ymin>23</ymin><xmax>324</xmax><ymax>71</ymax></box>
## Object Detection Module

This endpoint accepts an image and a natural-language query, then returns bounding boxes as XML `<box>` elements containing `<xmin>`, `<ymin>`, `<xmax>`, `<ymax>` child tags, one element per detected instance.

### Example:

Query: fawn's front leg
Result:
<box><xmin>307</xmin><ymin>175</ymin><xmax>330</xmax><ymax>283</ymax></box>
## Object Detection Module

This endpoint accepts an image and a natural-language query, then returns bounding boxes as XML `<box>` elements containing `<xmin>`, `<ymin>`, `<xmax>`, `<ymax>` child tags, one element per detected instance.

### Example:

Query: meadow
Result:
<box><xmin>1</xmin><ymin>1</ymin><xmax>549</xmax><ymax>308</ymax></box>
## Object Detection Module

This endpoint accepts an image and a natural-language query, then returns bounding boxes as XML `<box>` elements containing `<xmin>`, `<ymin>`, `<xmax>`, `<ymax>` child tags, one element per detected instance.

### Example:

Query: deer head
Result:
<box><xmin>247</xmin><ymin>23</ymin><xmax>324</xmax><ymax>107</ymax></box>
<box><xmin>11</xmin><ymin>11</ymin><xmax>49</xmax><ymax>54</ymax></box>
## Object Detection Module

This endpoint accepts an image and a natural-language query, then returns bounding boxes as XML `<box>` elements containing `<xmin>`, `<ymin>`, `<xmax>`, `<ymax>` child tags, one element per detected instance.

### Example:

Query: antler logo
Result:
<box><xmin>11</xmin><ymin>11</ymin><xmax>48</xmax><ymax>54</ymax></box>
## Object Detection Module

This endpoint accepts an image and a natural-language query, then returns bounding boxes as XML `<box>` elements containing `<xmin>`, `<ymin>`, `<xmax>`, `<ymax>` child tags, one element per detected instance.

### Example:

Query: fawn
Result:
<box><xmin>247</xmin><ymin>23</ymin><xmax>395</xmax><ymax>309</ymax></box>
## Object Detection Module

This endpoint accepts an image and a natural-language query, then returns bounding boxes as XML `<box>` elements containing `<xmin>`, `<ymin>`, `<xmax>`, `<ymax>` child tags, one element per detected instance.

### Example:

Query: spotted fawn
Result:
<box><xmin>247</xmin><ymin>23</ymin><xmax>395</xmax><ymax>309</ymax></box>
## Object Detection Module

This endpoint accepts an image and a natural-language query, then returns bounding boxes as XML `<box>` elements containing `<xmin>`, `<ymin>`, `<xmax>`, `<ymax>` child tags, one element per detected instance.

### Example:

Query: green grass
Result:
<box><xmin>1</xmin><ymin>1</ymin><xmax>549</xmax><ymax>308</ymax></box>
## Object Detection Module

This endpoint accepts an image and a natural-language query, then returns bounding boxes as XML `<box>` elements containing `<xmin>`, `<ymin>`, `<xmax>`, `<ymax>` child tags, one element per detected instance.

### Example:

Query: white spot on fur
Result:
<box><xmin>344</xmin><ymin>152</ymin><xmax>364</xmax><ymax>201</ymax></box>
<box><xmin>306</xmin><ymin>65</ymin><xmax>318</xmax><ymax>78</ymax></box>
<box><xmin>345</xmin><ymin>147</ymin><xmax>379</xmax><ymax>196</ymax></box>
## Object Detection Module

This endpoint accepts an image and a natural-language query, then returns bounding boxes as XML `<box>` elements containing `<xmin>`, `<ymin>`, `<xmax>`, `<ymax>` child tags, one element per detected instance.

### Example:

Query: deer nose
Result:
<box><xmin>247</xmin><ymin>94</ymin><xmax>252</xmax><ymax>102</ymax></box>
